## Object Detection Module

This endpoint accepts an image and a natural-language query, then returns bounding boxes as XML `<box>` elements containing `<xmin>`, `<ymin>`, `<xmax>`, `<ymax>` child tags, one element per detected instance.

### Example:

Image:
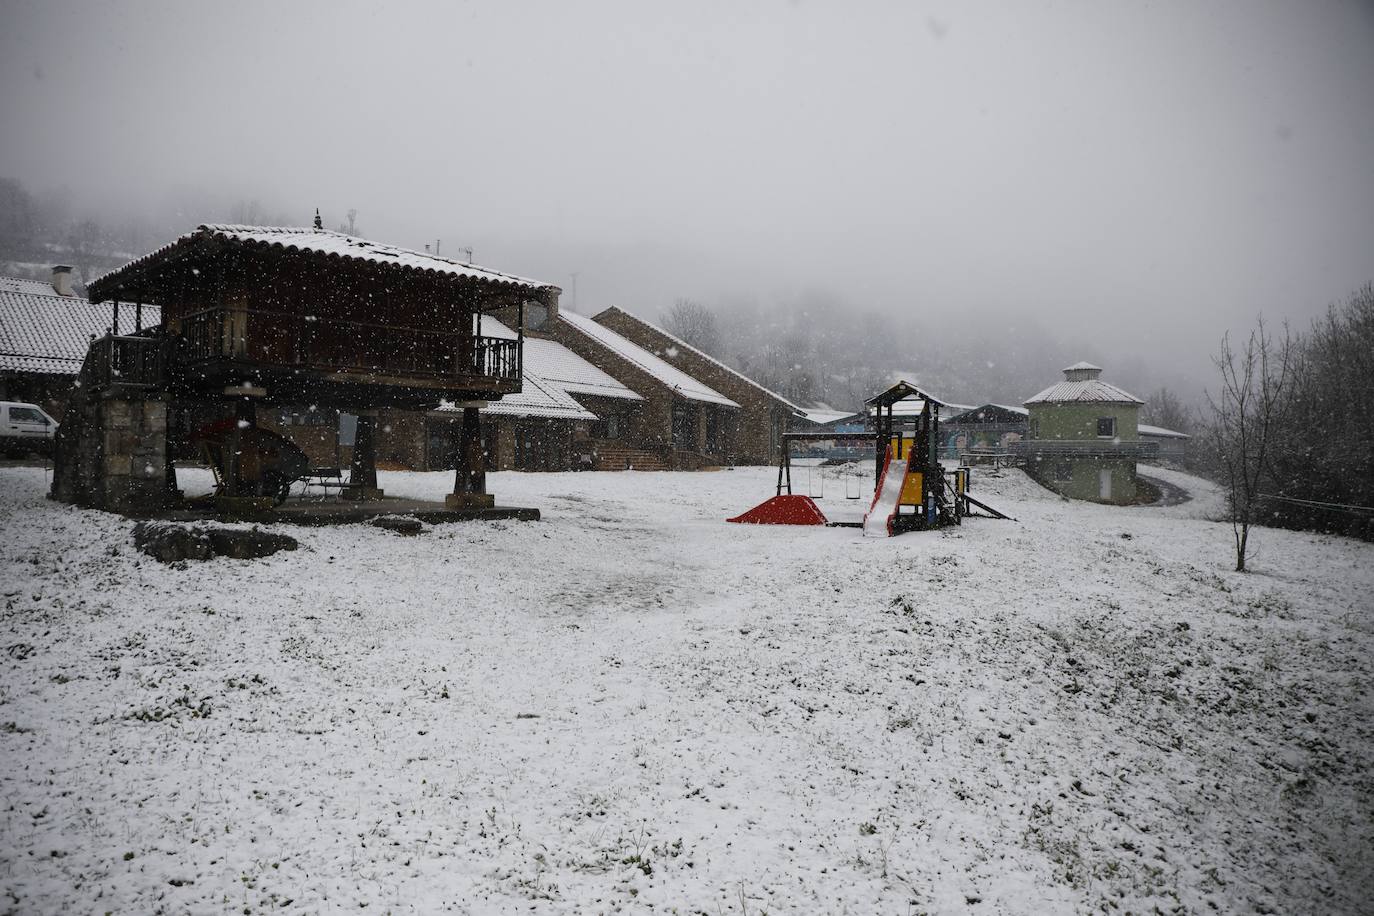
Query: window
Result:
<box><xmin>8</xmin><ymin>406</ymin><xmax>47</xmax><ymax>424</ymax></box>
<box><xmin>1096</xmin><ymin>417</ymin><xmax>1116</xmax><ymax>438</ymax></box>
<box><xmin>606</xmin><ymin>414</ymin><xmax>620</xmax><ymax>439</ymax></box>
<box><xmin>1029</xmin><ymin>418</ymin><xmax>1039</xmax><ymax>439</ymax></box>
<box><xmin>1053</xmin><ymin>460</ymin><xmax>1074</xmax><ymax>481</ymax></box>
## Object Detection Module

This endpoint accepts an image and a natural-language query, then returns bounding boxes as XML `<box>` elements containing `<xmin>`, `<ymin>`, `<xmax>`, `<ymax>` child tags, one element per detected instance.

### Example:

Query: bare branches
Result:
<box><xmin>1205</xmin><ymin>317</ymin><xmax>1294</xmax><ymax>571</ymax></box>
<box><xmin>662</xmin><ymin>298</ymin><xmax>722</xmax><ymax>357</ymax></box>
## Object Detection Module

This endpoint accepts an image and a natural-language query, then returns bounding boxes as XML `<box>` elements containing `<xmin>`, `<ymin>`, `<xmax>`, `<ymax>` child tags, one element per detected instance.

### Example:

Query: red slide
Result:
<box><xmin>727</xmin><ymin>494</ymin><xmax>828</xmax><ymax>525</ymax></box>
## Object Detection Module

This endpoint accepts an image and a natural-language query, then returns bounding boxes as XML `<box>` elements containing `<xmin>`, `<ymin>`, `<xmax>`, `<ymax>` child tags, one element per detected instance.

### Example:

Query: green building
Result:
<box><xmin>1017</xmin><ymin>362</ymin><xmax>1156</xmax><ymax>504</ymax></box>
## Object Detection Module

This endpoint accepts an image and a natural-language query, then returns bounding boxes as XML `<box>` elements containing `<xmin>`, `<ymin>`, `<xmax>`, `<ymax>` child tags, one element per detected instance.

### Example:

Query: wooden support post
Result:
<box><xmin>344</xmin><ymin>412</ymin><xmax>385</xmax><ymax>500</ymax></box>
<box><xmin>135</xmin><ymin>302</ymin><xmax>143</xmax><ymax>333</ymax></box>
<box><xmin>447</xmin><ymin>406</ymin><xmax>494</xmax><ymax>508</ymax></box>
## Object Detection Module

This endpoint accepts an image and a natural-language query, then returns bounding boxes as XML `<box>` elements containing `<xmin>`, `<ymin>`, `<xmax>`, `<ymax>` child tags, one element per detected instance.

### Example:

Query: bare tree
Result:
<box><xmin>662</xmin><ymin>298</ymin><xmax>721</xmax><ymax>356</ymax></box>
<box><xmin>336</xmin><ymin>208</ymin><xmax>359</xmax><ymax>236</ymax></box>
<box><xmin>1140</xmin><ymin>386</ymin><xmax>1195</xmax><ymax>434</ymax></box>
<box><xmin>1205</xmin><ymin>318</ymin><xmax>1293</xmax><ymax>571</ymax></box>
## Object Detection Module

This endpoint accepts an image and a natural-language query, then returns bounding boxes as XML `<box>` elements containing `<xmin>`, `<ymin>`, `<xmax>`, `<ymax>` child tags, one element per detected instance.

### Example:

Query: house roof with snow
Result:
<box><xmin>945</xmin><ymin>404</ymin><xmax>1029</xmax><ymax>425</ymax></box>
<box><xmin>591</xmin><ymin>306</ymin><xmax>803</xmax><ymax>414</ymax></box>
<box><xmin>87</xmin><ymin>224</ymin><xmax>559</xmax><ymax>305</ymax></box>
<box><xmin>1138</xmin><ymin>423</ymin><xmax>1190</xmax><ymax>440</ymax></box>
<box><xmin>797</xmin><ymin>408</ymin><xmax>859</xmax><ymax>425</ymax></box>
<box><xmin>558</xmin><ymin>311</ymin><xmax>738</xmax><ymax>408</ymax></box>
<box><xmin>865</xmin><ymin>380</ymin><xmax>975</xmax><ymax>419</ymax></box>
<box><xmin>479</xmin><ymin>317</ymin><xmax>641</xmax><ymax>403</ymax></box>
<box><xmin>1024</xmin><ymin>363</ymin><xmax>1143</xmax><ymax>406</ymax></box>
<box><xmin>0</xmin><ymin>275</ymin><xmax>160</xmax><ymax>376</ymax></box>
<box><xmin>436</xmin><ymin>369</ymin><xmax>597</xmax><ymax>421</ymax></box>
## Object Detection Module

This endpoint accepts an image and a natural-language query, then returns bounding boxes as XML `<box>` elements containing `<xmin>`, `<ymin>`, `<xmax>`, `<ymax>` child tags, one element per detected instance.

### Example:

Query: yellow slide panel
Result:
<box><xmin>899</xmin><ymin>471</ymin><xmax>923</xmax><ymax>506</ymax></box>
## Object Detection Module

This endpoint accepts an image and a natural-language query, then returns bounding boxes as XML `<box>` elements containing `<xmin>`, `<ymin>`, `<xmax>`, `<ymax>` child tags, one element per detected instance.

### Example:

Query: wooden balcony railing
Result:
<box><xmin>84</xmin><ymin>334</ymin><xmax>166</xmax><ymax>391</ymax></box>
<box><xmin>176</xmin><ymin>307</ymin><xmax>520</xmax><ymax>384</ymax></box>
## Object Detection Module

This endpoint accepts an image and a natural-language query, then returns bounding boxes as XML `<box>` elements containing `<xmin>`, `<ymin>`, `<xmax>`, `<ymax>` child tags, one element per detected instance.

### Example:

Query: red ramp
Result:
<box><xmin>728</xmin><ymin>494</ymin><xmax>828</xmax><ymax>525</ymax></box>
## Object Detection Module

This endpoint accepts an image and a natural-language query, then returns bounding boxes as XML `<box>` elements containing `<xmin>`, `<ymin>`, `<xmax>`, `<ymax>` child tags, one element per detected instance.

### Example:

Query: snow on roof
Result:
<box><xmin>1</xmin><ymin>276</ymin><xmax>63</xmax><ymax>297</ymax></box>
<box><xmin>524</xmin><ymin>337</ymin><xmax>644</xmax><ymax>402</ymax></box>
<box><xmin>1025</xmin><ymin>378</ymin><xmax>1143</xmax><ymax>406</ymax></box>
<box><xmin>1138</xmin><ymin>423</ymin><xmax>1191</xmax><ymax>440</ymax></box>
<box><xmin>559</xmin><ymin>311</ymin><xmax>738</xmax><ymax>408</ymax></box>
<box><xmin>88</xmin><ymin>225</ymin><xmax>557</xmax><ymax>301</ymax></box>
<box><xmin>437</xmin><ymin>371</ymin><xmax>597</xmax><ymax>421</ymax></box>
<box><xmin>947</xmin><ymin>403</ymin><xmax>1030</xmax><ymax>423</ymax></box>
<box><xmin>479</xmin><ymin>317</ymin><xmax>642</xmax><ymax>402</ymax></box>
<box><xmin>798</xmin><ymin>408</ymin><xmax>859</xmax><ymax>425</ymax></box>
<box><xmin>1025</xmin><ymin>364</ymin><xmax>1143</xmax><ymax>406</ymax></box>
<box><xmin>0</xmin><ymin>276</ymin><xmax>160</xmax><ymax>375</ymax></box>
<box><xmin>593</xmin><ymin>307</ymin><xmax>803</xmax><ymax>413</ymax></box>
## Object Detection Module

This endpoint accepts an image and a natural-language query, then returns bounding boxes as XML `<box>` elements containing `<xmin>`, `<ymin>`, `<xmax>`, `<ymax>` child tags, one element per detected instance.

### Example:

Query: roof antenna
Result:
<box><xmin>313</xmin><ymin>208</ymin><xmax>323</xmax><ymax>230</ymax></box>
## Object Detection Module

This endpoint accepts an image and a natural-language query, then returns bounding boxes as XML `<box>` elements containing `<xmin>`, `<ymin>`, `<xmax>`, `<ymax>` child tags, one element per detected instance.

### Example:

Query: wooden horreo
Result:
<box><xmin>51</xmin><ymin>221</ymin><xmax>558</xmax><ymax>517</ymax></box>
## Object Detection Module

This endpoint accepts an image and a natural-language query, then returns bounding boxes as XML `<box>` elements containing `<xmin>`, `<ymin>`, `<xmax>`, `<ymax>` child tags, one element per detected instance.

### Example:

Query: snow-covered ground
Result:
<box><xmin>1</xmin><ymin>463</ymin><xmax>1371</xmax><ymax>914</ymax></box>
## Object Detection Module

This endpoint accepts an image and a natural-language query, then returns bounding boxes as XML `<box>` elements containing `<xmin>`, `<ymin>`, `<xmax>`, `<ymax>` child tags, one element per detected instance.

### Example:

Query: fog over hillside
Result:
<box><xmin>2</xmin><ymin>0</ymin><xmax>1372</xmax><ymax>407</ymax></box>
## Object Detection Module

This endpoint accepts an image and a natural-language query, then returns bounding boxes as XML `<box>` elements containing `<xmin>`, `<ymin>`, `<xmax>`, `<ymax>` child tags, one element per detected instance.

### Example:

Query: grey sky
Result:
<box><xmin>2</xmin><ymin>0</ymin><xmax>1372</xmax><ymax>395</ymax></box>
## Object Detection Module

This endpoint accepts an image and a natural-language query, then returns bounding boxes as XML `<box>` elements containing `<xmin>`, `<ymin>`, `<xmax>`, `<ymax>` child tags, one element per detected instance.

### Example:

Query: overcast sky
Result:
<box><xmin>2</xmin><ymin>0</ymin><xmax>1372</xmax><ymax>393</ymax></box>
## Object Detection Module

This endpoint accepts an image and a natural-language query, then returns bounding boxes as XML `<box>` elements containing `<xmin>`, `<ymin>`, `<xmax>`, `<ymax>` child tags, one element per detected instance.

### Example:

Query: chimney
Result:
<box><xmin>51</xmin><ymin>265</ymin><xmax>74</xmax><ymax>297</ymax></box>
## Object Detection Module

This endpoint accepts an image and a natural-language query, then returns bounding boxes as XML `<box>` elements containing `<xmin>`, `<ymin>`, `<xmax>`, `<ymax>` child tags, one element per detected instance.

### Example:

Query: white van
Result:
<box><xmin>1</xmin><ymin>401</ymin><xmax>59</xmax><ymax>456</ymax></box>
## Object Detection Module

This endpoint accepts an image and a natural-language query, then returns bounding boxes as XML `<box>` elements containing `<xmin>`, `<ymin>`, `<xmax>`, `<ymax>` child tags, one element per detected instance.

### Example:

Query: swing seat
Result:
<box><xmin>727</xmin><ymin>494</ymin><xmax>828</xmax><ymax>526</ymax></box>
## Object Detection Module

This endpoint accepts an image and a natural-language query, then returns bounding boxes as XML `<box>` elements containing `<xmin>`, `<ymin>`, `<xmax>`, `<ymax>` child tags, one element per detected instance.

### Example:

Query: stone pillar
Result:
<box><xmin>344</xmin><ymin>412</ymin><xmax>385</xmax><ymax>500</ymax></box>
<box><xmin>447</xmin><ymin>406</ymin><xmax>494</xmax><ymax>508</ymax></box>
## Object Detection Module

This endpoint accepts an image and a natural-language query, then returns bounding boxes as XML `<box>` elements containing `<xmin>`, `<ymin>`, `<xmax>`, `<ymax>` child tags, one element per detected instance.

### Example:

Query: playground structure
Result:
<box><xmin>728</xmin><ymin>381</ymin><xmax>1011</xmax><ymax>536</ymax></box>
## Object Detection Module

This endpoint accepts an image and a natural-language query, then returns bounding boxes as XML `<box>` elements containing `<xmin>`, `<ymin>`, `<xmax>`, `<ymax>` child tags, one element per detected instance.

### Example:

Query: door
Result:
<box><xmin>1099</xmin><ymin>468</ymin><xmax>1112</xmax><ymax>501</ymax></box>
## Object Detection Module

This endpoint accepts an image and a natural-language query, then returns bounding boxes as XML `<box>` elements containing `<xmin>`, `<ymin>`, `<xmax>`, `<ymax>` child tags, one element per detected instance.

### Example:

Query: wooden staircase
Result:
<box><xmin>591</xmin><ymin>445</ymin><xmax>669</xmax><ymax>471</ymax></box>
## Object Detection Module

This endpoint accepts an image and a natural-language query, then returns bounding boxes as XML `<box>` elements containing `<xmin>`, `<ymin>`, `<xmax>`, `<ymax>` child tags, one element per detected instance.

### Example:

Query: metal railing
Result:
<box><xmin>176</xmin><ymin>306</ymin><xmax>520</xmax><ymax>383</ymax></box>
<box><xmin>1009</xmin><ymin>439</ymin><xmax>1160</xmax><ymax>460</ymax></box>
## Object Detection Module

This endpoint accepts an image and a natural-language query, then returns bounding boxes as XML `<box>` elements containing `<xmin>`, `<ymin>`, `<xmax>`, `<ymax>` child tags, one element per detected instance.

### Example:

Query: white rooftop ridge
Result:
<box><xmin>1025</xmin><ymin>362</ymin><xmax>1143</xmax><ymax>406</ymax></box>
<box><xmin>89</xmin><ymin>225</ymin><xmax>558</xmax><ymax>298</ymax></box>
<box><xmin>596</xmin><ymin>307</ymin><xmax>804</xmax><ymax>413</ymax></box>
<box><xmin>559</xmin><ymin>311</ymin><xmax>739</xmax><ymax>408</ymax></box>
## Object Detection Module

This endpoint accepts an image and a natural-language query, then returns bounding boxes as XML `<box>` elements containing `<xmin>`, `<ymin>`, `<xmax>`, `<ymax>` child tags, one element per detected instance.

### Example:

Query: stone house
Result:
<box><xmin>484</xmin><ymin>295</ymin><xmax>742</xmax><ymax>470</ymax></box>
<box><xmin>589</xmin><ymin>306</ymin><xmax>802</xmax><ymax>465</ymax></box>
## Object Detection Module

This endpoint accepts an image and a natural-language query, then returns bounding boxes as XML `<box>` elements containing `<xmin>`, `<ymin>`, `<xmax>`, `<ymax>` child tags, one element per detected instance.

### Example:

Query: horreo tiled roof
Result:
<box><xmin>88</xmin><ymin>225</ymin><xmax>558</xmax><ymax>302</ymax></box>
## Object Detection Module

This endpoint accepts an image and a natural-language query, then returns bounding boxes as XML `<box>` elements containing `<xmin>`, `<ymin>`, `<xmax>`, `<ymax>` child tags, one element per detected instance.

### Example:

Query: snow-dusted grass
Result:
<box><xmin>1</xmin><ymin>464</ymin><xmax>1371</xmax><ymax>913</ymax></box>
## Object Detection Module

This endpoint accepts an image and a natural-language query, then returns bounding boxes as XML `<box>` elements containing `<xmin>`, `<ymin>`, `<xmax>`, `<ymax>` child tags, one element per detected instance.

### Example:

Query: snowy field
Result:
<box><xmin>1</xmin><ymin>463</ymin><xmax>1371</xmax><ymax>914</ymax></box>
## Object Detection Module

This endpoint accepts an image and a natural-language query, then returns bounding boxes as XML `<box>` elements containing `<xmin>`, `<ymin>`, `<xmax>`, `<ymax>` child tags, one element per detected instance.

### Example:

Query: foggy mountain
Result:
<box><xmin>2</xmin><ymin>0</ymin><xmax>1371</xmax><ymax>408</ymax></box>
